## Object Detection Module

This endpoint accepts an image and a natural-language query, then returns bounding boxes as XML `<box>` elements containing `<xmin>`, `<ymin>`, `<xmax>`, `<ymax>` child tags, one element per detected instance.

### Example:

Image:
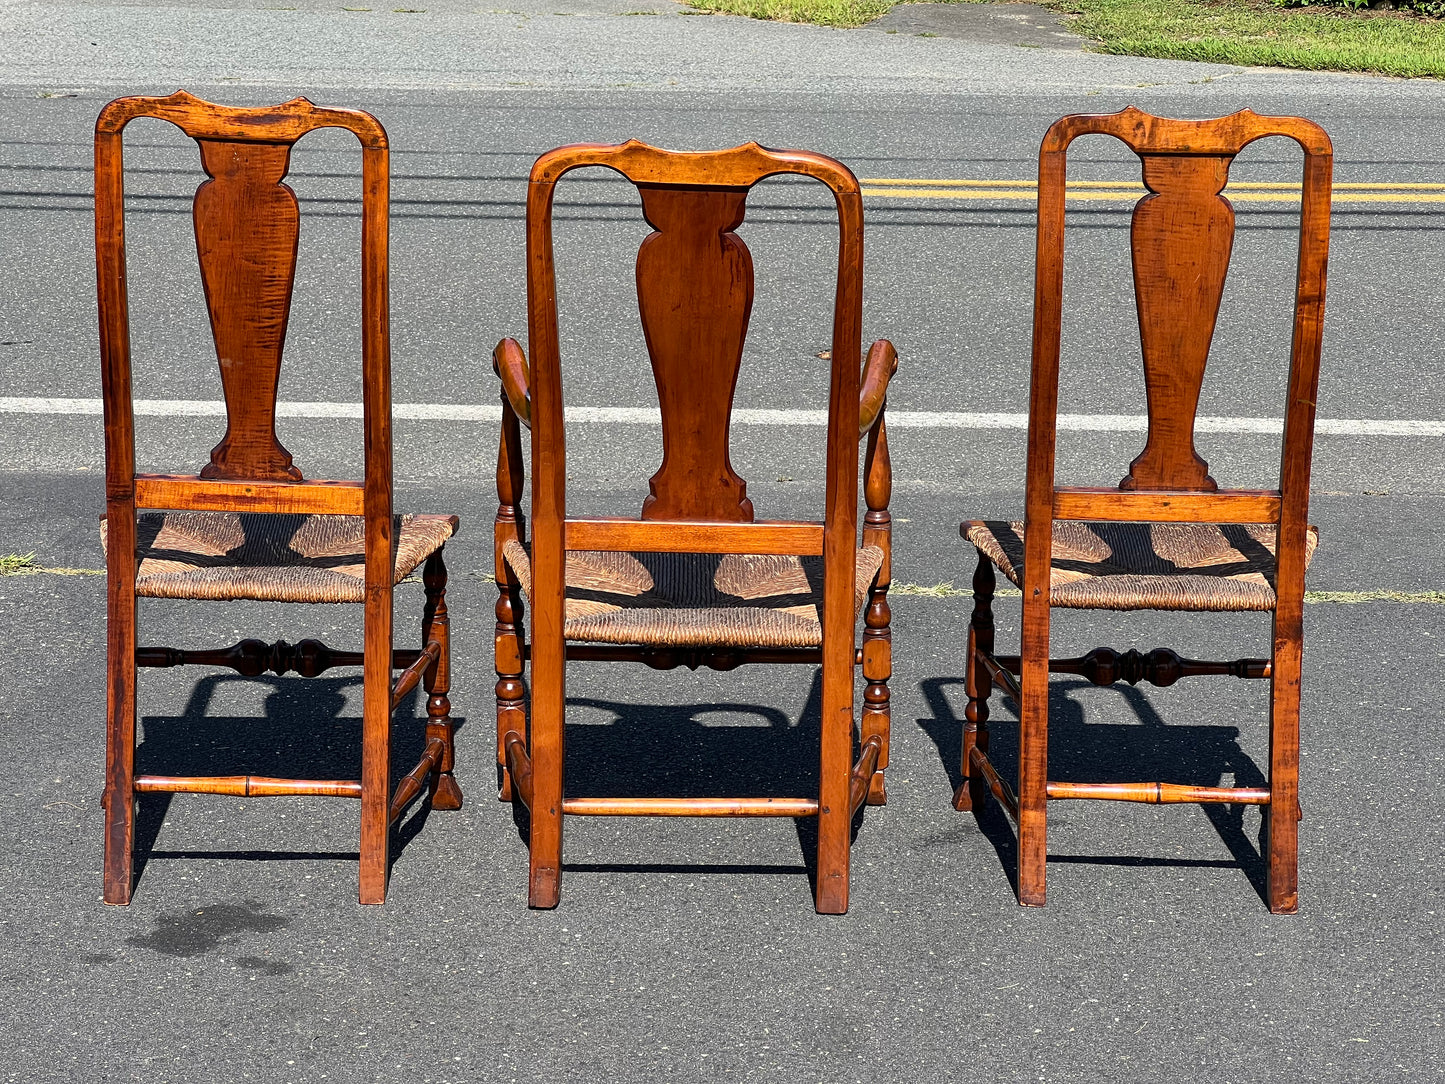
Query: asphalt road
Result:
<box><xmin>2</xmin><ymin>3</ymin><xmax>1444</xmax><ymax>1081</ymax></box>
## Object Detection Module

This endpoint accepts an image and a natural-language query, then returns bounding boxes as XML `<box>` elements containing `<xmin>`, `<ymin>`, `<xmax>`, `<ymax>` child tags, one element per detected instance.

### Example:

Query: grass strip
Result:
<box><xmin>891</xmin><ymin>582</ymin><xmax>1445</xmax><ymax>604</ymax></box>
<box><xmin>679</xmin><ymin>0</ymin><xmax>1445</xmax><ymax>79</ymax></box>
<box><xmin>4</xmin><ymin>557</ymin><xmax>1440</xmax><ymax>605</ymax></box>
<box><xmin>683</xmin><ymin>0</ymin><xmax>891</xmax><ymax>24</ymax></box>
<box><xmin>0</xmin><ymin>553</ymin><xmax>103</xmax><ymax>577</ymax></box>
<box><xmin>1058</xmin><ymin>0</ymin><xmax>1445</xmax><ymax>78</ymax></box>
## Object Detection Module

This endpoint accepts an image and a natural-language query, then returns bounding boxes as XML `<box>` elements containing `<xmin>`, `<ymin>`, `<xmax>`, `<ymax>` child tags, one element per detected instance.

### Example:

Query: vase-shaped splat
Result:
<box><xmin>1122</xmin><ymin>154</ymin><xmax>1235</xmax><ymax>492</ymax></box>
<box><xmin>636</xmin><ymin>183</ymin><xmax>755</xmax><ymax>522</ymax></box>
<box><xmin>194</xmin><ymin>138</ymin><xmax>303</xmax><ymax>482</ymax></box>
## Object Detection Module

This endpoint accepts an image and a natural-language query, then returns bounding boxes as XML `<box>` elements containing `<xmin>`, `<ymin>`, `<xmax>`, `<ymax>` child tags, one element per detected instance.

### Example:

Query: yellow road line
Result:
<box><xmin>859</xmin><ymin>177</ymin><xmax>1445</xmax><ymax>205</ymax></box>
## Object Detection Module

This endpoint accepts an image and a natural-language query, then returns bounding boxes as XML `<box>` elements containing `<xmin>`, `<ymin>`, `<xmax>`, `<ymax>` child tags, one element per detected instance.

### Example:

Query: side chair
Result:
<box><xmin>955</xmin><ymin>108</ymin><xmax>1332</xmax><ymax>913</ymax></box>
<box><xmin>95</xmin><ymin>91</ymin><xmax>462</xmax><ymax>905</ymax></box>
<box><xmin>491</xmin><ymin>140</ymin><xmax>898</xmax><ymax>913</ymax></box>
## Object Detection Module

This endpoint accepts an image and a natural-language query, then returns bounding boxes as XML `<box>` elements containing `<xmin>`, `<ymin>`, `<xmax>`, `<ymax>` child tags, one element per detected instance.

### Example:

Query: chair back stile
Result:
<box><xmin>521</xmin><ymin>139</ymin><xmax>866</xmax><ymax>708</ymax></box>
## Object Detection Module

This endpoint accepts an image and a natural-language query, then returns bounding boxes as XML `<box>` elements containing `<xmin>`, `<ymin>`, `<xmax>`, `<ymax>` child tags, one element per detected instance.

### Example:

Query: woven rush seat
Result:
<box><xmin>963</xmin><ymin>520</ymin><xmax>1319</xmax><ymax>612</ymax></box>
<box><xmin>502</xmin><ymin>539</ymin><xmax>885</xmax><ymax>649</ymax></box>
<box><xmin>100</xmin><ymin>511</ymin><xmax>458</xmax><ymax>603</ymax></box>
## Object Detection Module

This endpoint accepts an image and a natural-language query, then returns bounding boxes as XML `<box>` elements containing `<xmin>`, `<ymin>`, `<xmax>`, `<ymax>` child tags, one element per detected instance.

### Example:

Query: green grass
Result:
<box><xmin>0</xmin><ymin>553</ymin><xmax>103</xmax><ymax>577</ymax></box>
<box><xmin>0</xmin><ymin>553</ymin><xmax>38</xmax><ymax>576</ymax></box>
<box><xmin>680</xmin><ymin>0</ymin><xmax>1445</xmax><ymax>78</ymax></box>
<box><xmin>1060</xmin><ymin>0</ymin><xmax>1445</xmax><ymax>78</ymax></box>
<box><xmin>684</xmin><ymin>0</ymin><xmax>891</xmax><ymax>24</ymax></box>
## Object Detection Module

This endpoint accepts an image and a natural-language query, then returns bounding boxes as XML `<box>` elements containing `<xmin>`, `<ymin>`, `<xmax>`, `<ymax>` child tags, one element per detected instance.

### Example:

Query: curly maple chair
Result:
<box><xmin>956</xmin><ymin>108</ymin><xmax>1332</xmax><ymax>913</ymax></box>
<box><xmin>491</xmin><ymin>140</ymin><xmax>897</xmax><ymax>912</ymax></box>
<box><xmin>95</xmin><ymin>91</ymin><xmax>461</xmax><ymax>905</ymax></box>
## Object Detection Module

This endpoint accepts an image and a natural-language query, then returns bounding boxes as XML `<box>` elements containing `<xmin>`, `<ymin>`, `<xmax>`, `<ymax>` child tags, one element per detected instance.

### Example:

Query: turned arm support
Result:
<box><xmin>493</xmin><ymin>338</ymin><xmax>529</xmax><ymax>557</ymax></box>
<box><xmin>858</xmin><ymin>339</ymin><xmax>898</xmax><ymax>439</ymax></box>
<box><xmin>493</xmin><ymin>337</ymin><xmax>532</xmax><ymax>430</ymax></box>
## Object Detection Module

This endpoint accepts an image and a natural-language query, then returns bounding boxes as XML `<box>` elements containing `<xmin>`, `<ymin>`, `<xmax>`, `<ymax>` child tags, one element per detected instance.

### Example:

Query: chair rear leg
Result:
<box><xmin>359</xmin><ymin>575</ymin><xmax>394</xmax><ymax>905</ymax></box>
<box><xmin>860</xmin><ymin>573</ymin><xmax>891</xmax><ymax>806</ymax></box>
<box><xmin>102</xmin><ymin>594</ymin><xmax>137</xmax><ymax>905</ymax></box>
<box><xmin>814</xmin><ymin>645</ymin><xmax>854</xmax><ymax>915</ymax></box>
<box><xmin>1016</xmin><ymin>589</ymin><xmax>1050</xmax><ymax>908</ymax></box>
<box><xmin>527</xmin><ymin>674</ymin><xmax>563</xmax><ymax>909</ymax></box>
<box><xmin>955</xmin><ymin>551</ymin><xmax>995</xmax><ymax>812</ymax></box>
<box><xmin>1266</xmin><ymin>626</ymin><xmax>1303</xmax><ymax>914</ymax></box>
<box><xmin>422</xmin><ymin>551</ymin><xmax>463</xmax><ymax>810</ymax></box>
<box><xmin>495</xmin><ymin>573</ymin><xmax>527</xmax><ymax>802</ymax></box>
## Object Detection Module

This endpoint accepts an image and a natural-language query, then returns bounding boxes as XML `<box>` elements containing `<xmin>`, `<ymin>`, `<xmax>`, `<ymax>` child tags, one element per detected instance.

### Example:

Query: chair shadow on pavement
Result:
<box><xmin>916</xmin><ymin>676</ymin><xmax>1271</xmax><ymax>906</ymax></box>
<box><xmin>506</xmin><ymin>670</ymin><xmax>869</xmax><ymax>895</ymax></box>
<box><xmin>133</xmin><ymin>673</ymin><xmax>461</xmax><ymax>886</ymax></box>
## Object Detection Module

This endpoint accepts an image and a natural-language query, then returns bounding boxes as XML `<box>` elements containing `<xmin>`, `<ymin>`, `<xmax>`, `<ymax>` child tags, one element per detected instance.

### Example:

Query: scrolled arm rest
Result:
<box><xmin>858</xmin><ymin>338</ymin><xmax>898</xmax><ymax>438</ymax></box>
<box><xmin>493</xmin><ymin>337</ymin><xmax>532</xmax><ymax>429</ymax></box>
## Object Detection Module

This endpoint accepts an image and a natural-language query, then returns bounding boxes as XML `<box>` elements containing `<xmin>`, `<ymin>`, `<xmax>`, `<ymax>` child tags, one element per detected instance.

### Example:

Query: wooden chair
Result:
<box><xmin>95</xmin><ymin>91</ymin><xmax>462</xmax><ymax>905</ymax></box>
<box><xmin>955</xmin><ymin>108</ymin><xmax>1332</xmax><ymax>913</ymax></box>
<box><xmin>491</xmin><ymin>140</ymin><xmax>897</xmax><ymax>912</ymax></box>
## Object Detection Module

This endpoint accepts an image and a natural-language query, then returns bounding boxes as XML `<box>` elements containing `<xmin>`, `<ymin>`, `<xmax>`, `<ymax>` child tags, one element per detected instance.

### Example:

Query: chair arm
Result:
<box><xmin>493</xmin><ymin>338</ymin><xmax>532</xmax><ymax>429</ymax></box>
<box><xmin>858</xmin><ymin>339</ymin><xmax>898</xmax><ymax>438</ymax></box>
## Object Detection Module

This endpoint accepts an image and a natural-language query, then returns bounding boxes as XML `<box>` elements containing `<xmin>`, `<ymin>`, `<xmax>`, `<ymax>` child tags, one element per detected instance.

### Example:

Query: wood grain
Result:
<box><xmin>564</xmin><ymin>517</ymin><xmax>823</xmax><ymax>555</ymax></box>
<box><xmin>194</xmin><ymin>138</ymin><xmax>303</xmax><ymax>482</ymax></box>
<box><xmin>637</xmin><ymin>184</ymin><xmax>755</xmax><ymax>522</ymax></box>
<box><xmin>134</xmin><ymin>475</ymin><xmax>364</xmax><ymax>515</ymax></box>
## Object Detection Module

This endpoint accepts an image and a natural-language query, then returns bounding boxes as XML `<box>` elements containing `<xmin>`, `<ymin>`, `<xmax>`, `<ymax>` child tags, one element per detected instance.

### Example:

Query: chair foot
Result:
<box><xmin>431</xmin><ymin>772</ymin><xmax>464</xmax><ymax>811</ymax></box>
<box><xmin>951</xmin><ymin>781</ymin><xmax>973</xmax><ymax>812</ymax></box>
<box><xmin>102</xmin><ymin>868</ymin><xmax>133</xmax><ymax>906</ymax></box>
<box><xmin>866</xmin><ymin>771</ymin><xmax>887</xmax><ymax>806</ymax></box>
<box><xmin>102</xmin><ymin>791</ymin><xmax>135</xmax><ymax>905</ymax></box>
<box><xmin>424</xmin><ymin>711</ymin><xmax>463</xmax><ymax>811</ymax></box>
<box><xmin>529</xmin><ymin>864</ymin><xmax>560</xmax><ymax>909</ymax></box>
<box><xmin>498</xmin><ymin>765</ymin><xmax>513</xmax><ymax>803</ymax></box>
<box><xmin>814</xmin><ymin>878</ymin><xmax>848</xmax><ymax>915</ymax></box>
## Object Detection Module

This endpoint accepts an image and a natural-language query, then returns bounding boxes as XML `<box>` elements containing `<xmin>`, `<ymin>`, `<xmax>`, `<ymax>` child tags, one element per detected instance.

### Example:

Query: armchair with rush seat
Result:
<box><xmin>954</xmin><ymin>108</ymin><xmax>1333</xmax><ymax>913</ymax></box>
<box><xmin>94</xmin><ymin>92</ymin><xmax>462</xmax><ymax>906</ymax></box>
<box><xmin>489</xmin><ymin>140</ymin><xmax>899</xmax><ymax>913</ymax></box>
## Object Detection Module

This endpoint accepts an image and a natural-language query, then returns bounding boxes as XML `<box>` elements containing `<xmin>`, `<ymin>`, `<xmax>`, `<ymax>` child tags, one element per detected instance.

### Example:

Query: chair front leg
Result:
<box><xmin>955</xmin><ymin>551</ymin><xmax>995</xmax><ymax>812</ymax></box>
<box><xmin>495</xmin><ymin>572</ymin><xmax>527</xmax><ymax>802</ymax></box>
<box><xmin>422</xmin><ymin>550</ymin><xmax>462</xmax><ymax>810</ymax></box>
<box><xmin>860</xmin><ymin>425</ymin><xmax>892</xmax><ymax>807</ymax></box>
<box><xmin>860</xmin><ymin>576</ymin><xmax>891</xmax><ymax>806</ymax></box>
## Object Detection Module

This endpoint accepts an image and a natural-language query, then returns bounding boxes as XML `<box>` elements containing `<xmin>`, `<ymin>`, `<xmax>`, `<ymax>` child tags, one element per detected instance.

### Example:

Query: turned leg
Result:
<box><xmin>860</xmin><ymin>512</ymin><xmax>892</xmax><ymax>806</ymax></box>
<box><xmin>495</xmin><ymin>570</ymin><xmax>527</xmax><ymax>802</ymax></box>
<box><xmin>422</xmin><ymin>550</ymin><xmax>462</xmax><ymax>810</ymax></box>
<box><xmin>955</xmin><ymin>551</ymin><xmax>995</xmax><ymax>812</ymax></box>
<box><xmin>860</xmin><ymin>581</ymin><xmax>891</xmax><ymax>806</ymax></box>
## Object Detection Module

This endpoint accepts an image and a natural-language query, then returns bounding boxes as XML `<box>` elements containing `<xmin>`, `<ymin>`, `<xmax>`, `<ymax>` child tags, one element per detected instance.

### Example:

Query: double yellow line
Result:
<box><xmin>860</xmin><ymin>178</ymin><xmax>1445</xmax><ymax>205</ymax></box>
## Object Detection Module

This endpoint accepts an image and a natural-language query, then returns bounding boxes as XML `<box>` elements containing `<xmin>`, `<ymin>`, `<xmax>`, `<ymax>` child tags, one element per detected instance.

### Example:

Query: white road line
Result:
<box><xmin>1</xmin><ymin>397</ymin><xmax>1441</xmax><ymax>437</ymax></box>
